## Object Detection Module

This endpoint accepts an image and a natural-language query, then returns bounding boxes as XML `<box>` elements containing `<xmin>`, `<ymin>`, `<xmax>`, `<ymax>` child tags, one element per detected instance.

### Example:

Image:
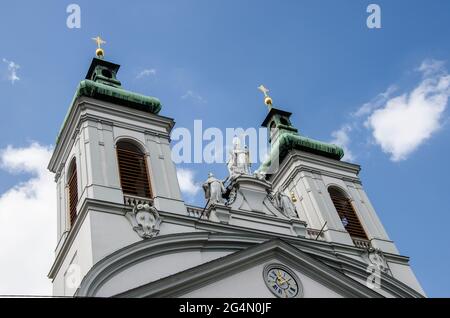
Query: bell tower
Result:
<box><xmin>256</xmin><ymin>86</ymin><xmax>398</xmax><ymax>253</ymax></box>
<box><xmin>47</xmin><ymin>39</ymin><xmax>185</xmax><ymax>296</ymax></box>
<box><xmin>253</xmin><ymin>89</ymin><xmax>424</xmax><ymax>294</ymax></box>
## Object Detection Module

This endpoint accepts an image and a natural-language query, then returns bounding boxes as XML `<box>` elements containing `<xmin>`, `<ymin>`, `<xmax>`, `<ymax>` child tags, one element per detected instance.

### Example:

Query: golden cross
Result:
<box><xmin>258</xmin><ymin>84</ymin><xmax>270</xmax><ymax>97</ymax></box>
<box><xmin>258</xmin><ymin>84</ymin><xmax>273</xmax><ymax>108</ymax></box>
<box><xmin>92</xmin><ymin>36</ymin><xmax>106</xmax><ymax>48</ymax></box>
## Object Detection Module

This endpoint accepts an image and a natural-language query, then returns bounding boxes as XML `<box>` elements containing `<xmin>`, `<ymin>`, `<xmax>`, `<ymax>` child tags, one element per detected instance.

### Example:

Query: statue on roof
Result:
<box><xmin>202</xmin><ymin>173</ymin><xmax>226</xmax><ymax>204</ymax></box>
<box><xmin>276</xmin><ymin>190</ymin><xmax>298</xmax><ymax>219</ymax></box>
<box><xmin>227</xmin><ymin>136</ymin><xmax>251</xmax><ymax>180</ymax></box>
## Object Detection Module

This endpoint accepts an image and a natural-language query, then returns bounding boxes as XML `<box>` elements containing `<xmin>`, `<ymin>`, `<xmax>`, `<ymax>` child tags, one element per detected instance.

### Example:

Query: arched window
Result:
<box><xmin>328</xmin><ymin>187</ymin><xmax>367</xmax><ymax>239</ymax></box>
<box><xmin>279</xmin><ymin>117</ymin><xmax>289</xmax><ymax>126</ymax></box>
<box><xmin>68</xmin><ymin>159</ymin><xmax>78</xmax><ymax>226</ymax></box>
<box><xmin>116</xmin><ymin>140</ymin><xmax>152</xmax><ymax>198</ymax></box>
<box><xmin>270</xmin><ymin>121</ymin><xmax>276</xmax><ymax>130</ymax></box>
<box><xmin>269</xmin><ymin>121</ymin><xmax>277</xmax><ymax>139</ymax></box>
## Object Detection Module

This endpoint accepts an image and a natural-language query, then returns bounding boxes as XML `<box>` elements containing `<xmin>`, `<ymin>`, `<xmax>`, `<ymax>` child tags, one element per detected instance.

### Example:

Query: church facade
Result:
<box><xmin>47</xmin><ymin>50</ymin><xmax>425</xmax><ymax>298</ymax></box>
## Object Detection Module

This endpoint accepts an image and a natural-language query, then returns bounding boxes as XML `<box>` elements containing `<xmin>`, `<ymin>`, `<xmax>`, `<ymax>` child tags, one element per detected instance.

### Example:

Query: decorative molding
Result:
<box><xmin>76</xmin><ymin>232</ymin><xmax>261</xmax><ymax>296</ymax></box>
<box><xmin>271</xmin><ymin>150</ymin><xmax>362</xmax><ymax>191</ymax></box>
<box><xmin>111</xmin><ymin>238</ymin><xmax>384</xmax><ymax>298</ymax></box>
<box><xmin>48</xmin><ymin>198</ymin><xmax>127</xmax><ymax>279</ymax></box>
<box><xmin>209</xmin><ymin>204</ymin><xmax>232</xmax><ymax>224</ymax></box>
<box><xmin>335</xmin><ymin>251</ymin><xmax>421</xmax><ymax>298</ymax></box>
<box><xmin>48</xmin><ymin>197</ymin><xmax>415</xmax><ymax>290</ymax></box>
<box><xmin>125</xmin><ymin>200</ymin><xmax>161</xmax><ymax>239</ymax></box>
<box><xmin>363</xmin><ymin>247</ymin><xmax>392</xmax><ymax>275</ymax></box>
<box><xmin>48</xmin><ymin>97</ymin><xmax>174</xmax><ymax>173</ymax></box>
<box><xmin>306</xmin><ymin>228</ymin><xmax>326</xmax><ymax>241</ymax></box>
<box><xmin>352</xmin><ymin>237</ymin><xmax>372</xmax><ymax>249</ymax></box>
<box><xmin>186</xmin><ymin>206</ymin><xmax>203</xmax><ymax>218</ymax></box>
<box><xmin>226</xmin><ymin>187</ymin><xmax>237</xmax><ymax>206</ymax></box>
<box><xmin>290</xmin><ymin>219</ymin><xmax>307</xmax><ymax>237</ymax></box>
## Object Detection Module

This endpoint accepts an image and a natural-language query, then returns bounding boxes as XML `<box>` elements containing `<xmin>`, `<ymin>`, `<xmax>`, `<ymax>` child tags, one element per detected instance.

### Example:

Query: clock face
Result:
<box><xmin>264</xmin><ymin>265</ymin><xmax>301</xmax><ymax>298</ymax></box>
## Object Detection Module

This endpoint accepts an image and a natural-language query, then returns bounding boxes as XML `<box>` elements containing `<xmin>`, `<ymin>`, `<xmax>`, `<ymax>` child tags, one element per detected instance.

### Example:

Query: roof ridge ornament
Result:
<box><xmin>258</xmin><ymin>84</ymin><xmax>273</xmax><ymax>110</ymax></box>
<box><xmin>92</xmin><ymin>36</ymin><xmax>106</xmax><ymax>59</ymax></box>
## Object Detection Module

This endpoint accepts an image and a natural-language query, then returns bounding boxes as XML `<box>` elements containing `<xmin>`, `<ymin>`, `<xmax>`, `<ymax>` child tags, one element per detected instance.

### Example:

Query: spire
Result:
<box><xmin>57</xmin><ymin>37</ymin><xmax>162</xmax><ymax>143</ymax></box>
<box><xmin>86</xmin><ymin>36</ymin><xmax>121</xmax><ymax>87</ymax></box>
<box><xmin>256</xmin><ymin>85</ymin><xmax>344</xmax><ymax>175</ymax></box>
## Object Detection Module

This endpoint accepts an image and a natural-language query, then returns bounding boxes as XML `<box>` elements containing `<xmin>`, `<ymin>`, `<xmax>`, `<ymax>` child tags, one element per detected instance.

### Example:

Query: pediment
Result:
<box><xmin>116</xmin><ymin>239</ymin><xmax>382</xmax><ymax>298</ymax></box>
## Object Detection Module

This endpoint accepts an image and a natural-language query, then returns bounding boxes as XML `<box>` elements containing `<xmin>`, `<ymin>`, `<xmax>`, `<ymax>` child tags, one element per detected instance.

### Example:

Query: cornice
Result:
<box><xmin>48</xmin><ymin>198</ymin><xmax>126</xmax><ymax>279</ymax></box>
<box><xmin>112</xmin><ymin>238</ymin><xmax>383</xmax><ymax>298</ymax></box>
<box><xmin>270</xmin><ymin>150</ymin><xmax>362</xmax><ymax>189</ymax></box>
<box><xmin>77</xmin><ymin>232</ymin><xmax>263</xmax><ymax>297</ymax></box>
<box><xmin>48</xmin><ymin>197</ymin><xmax>413</xmax><ymax>283</ymax></box>
<box><xmin>48</xmin><ymin>96</ymin><xmax>175</xmax><ymax>174</ymax></box>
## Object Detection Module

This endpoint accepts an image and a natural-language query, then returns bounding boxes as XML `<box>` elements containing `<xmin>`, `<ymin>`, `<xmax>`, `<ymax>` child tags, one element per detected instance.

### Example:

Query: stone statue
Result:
<box><xmin>276</xmin><ymin>191</ymin><xmax>298</xmax><ymax>219</ymax></box>
<box><xmin>227</xmin><ymin>136</ymin><xmax>251</xmax><ymax>180</ymax></box>
<box><xmin>125</xmin><ymin>200</ymin><xmax>161</xmax><ymax>239</ymax></box>
<box><xmin>202</xmin><ymin>173</ymin><xmax>226</xmax><ymax>204</ymax></box>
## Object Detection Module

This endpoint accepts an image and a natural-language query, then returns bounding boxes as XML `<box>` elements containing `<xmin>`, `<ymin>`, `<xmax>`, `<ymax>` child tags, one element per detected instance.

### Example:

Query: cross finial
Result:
<box><xmin>258</xmin><ymin>84</ymin><xmax>273</xmax><ymax>109</ymax></box>
<box><xmin>92</xmin><ymin>36</ymin><xmax>106</xmax><ymax>48</ymax></box>
<box><xmin>258</xmin><ymin>85</ymin><xmax>269</xmax><ymax>97</ymax></box>
<box><xmin>91</xmin><ymin>36</ymin><xmax>106</xmax><ymax>58</ymax></box>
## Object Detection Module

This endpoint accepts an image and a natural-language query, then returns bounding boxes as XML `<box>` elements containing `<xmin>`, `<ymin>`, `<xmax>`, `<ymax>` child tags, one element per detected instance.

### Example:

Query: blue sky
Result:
<box><xmin>0</xmin><ymin>0</ymin><xmax>449</xmax><ymax>296</ymax></box>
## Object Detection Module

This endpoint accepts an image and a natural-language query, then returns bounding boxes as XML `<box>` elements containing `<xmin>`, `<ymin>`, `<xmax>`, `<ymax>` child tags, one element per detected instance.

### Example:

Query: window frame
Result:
<box><xmin>328</xmin><ymin>186</ymin><xmax>368</xmax><ymax>240</ymax></box>
<box><xmin>67</xmin><ymin>159</ymin><xmax>78</xmax><ymax>227</ymax></box>
<box><xmin>116</xmin><ymin>140</ymin><xmax>153</xmax><ymax>199</ymax></box>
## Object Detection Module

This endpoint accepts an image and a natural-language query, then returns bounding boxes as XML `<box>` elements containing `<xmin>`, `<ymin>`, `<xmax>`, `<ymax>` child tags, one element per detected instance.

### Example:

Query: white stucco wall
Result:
<box><xmin>181</xmin><ymin>259</ymin><xmax>343</xmax><ymax>298</ymax></box>
<box><xmin>96</xmin><ymin>250</ymin><xmax>235</xmax><ymax>297</ymax></box>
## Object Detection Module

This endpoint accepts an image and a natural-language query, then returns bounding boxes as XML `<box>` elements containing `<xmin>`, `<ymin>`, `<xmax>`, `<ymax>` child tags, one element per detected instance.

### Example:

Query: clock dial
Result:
<box><xmin>264</xmin><ymin>266</ymin><xmax>299</xmax><ymax>298</ymax></box>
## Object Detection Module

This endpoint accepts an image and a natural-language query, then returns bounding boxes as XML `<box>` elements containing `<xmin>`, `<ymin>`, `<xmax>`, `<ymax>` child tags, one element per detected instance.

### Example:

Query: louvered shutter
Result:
<box><xmin>117</xmin><ymin>143</ymin><xmax>152</xmax><ymax>198</ymax></box>
<box><xmin>68</xmin><ymin>163</ymin><xmax>78</xmax><ymax>226</ymax></box>
<box><xmin>329</xmin><ymin>187</ymin><xmax>367</xmax><ymax>239</ymax></box>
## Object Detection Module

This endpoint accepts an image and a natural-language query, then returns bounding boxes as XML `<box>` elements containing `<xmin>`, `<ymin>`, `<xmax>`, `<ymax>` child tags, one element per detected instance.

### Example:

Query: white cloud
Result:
<box><xmin>136</xmin><ymin>68</ymin><xmax>156</xmax><ymax>79</ymax></box>
<box><xmin>417</xmin><ymin>59</ymin><xmax>446</xmax><ymax>77</ymax></box>
<box><xmin>176</xmin><ymin>168</ymin><xmax>201</xmax><ymax>197</ymax></box>
<box><xmin>330</xmin><ymin>125</ymin><xmax>355</xmax><ymax>162</ymax></box>
<box><xmin>329</xmin><ymin>86</ymin><xmax>397</xmax><ymax>162</ymax></box>
<box><xmin>181</xmin><ymin>90</ymin><xmax>206</xmax><ymax>104</ymax></box>
<box><xmin>0</xmin><ymin>143</ymin><xmax>55</xmax><ymax>295</ymax></box>
<box><xmin>330</xmin><ymin>59</ymin><xmax>449</xmax><ymax>162</ymax></box>
<box><xmin>2</xmin><ymin>58</ymin><xmax>20</xmax><ymax>84</ymax></box>
<box><xmin>366</xmin><ymin>61</ymin><xmax>450</xmax><ymax>161</ymax></box>
<box><xmin>353</xmin><ymin>85</ymin><xmax>397</xmax><ymax>118</ymax></box>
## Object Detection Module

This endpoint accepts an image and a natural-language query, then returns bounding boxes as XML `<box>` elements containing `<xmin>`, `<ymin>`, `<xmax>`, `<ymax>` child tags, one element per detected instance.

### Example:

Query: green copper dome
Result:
<box><xmin>257</xmin><ymin>107</ymin><xmax>344</xmax><ymax>174</ymax></box>
<box><xmin>56</xmin><ymin>58</ymin><xmax>161</xmax><ymax>144</ymax></box>
<box><xmin>258</xmin><ymin>131</ymin><xmax>344</xmax><ymax>174</ymax></box>
<box><xmin>76</xmin><ymin>80</ymin><xmax>161</xmax><ymax>114</ymax></box>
